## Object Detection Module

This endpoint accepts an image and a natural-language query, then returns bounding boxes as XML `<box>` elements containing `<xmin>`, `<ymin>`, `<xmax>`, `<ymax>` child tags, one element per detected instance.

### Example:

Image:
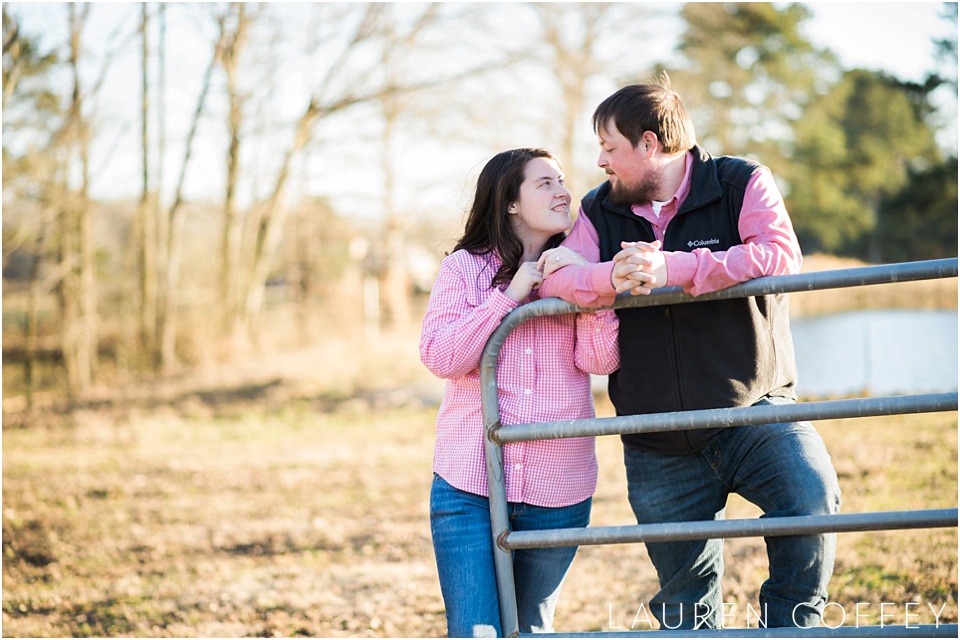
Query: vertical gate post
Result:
<box><xmin>481</xmin><ymin>333</ymin><xmax>520</xmax><ymax>637</ymax></box>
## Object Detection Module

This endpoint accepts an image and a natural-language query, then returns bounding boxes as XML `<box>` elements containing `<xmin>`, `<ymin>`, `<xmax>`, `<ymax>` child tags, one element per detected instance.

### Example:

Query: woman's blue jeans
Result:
<box><xmin>430</xmin><ymin>474</ymin><xmax>591</xmax><ymax>637</ymax></box>
<box><xmin>623</xmin><ymin>399</ymin><xmax>842</xmax><ymax>629</ymax></box>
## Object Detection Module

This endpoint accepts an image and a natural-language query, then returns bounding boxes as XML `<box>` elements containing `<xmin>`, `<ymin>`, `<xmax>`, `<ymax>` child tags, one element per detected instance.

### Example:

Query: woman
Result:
<box><xmin>420</xmin><ymin>148</ymin><xmax>620</xmax><ymax>637</ymax></box>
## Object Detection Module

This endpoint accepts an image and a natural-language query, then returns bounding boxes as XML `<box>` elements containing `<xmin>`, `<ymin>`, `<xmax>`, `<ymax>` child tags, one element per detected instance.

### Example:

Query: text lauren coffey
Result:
<box><xmin>608</xmin><ymin>601</ymin><xmax>951</xmax><ymax>630</ymax></box>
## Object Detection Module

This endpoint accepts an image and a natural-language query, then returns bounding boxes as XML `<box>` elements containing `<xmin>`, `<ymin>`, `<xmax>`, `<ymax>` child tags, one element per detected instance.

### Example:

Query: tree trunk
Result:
<box><xmin>23</xmin><ymin>223</ymin><xmax>45</xmax><ymax>409</ymax></box>
<box><xmin>219</xmin><ymin>4</ymin><xmax>249</xmax><ymax>347</ymax></box>
<box><xmin>154</xmin><ymin>3</ymin><xmax>169</xmax><ymax>363</ymax></box>
<box><xmin>57</xmin><ymin>194</ymin><xmax>79</xmax><ymax>400</ymax></box>
<box><xmin>158</xmin><ymin>28</ymin><xmax>223</xmax><ymax>371</ymax></box>
<box><xmin>56</xmin><ymin>4</ymin><xmax>96</xmax><ymax>399</ymax></box>
<box><xmin>139</xmin><ymin>3</ymin><xmax>157</xmax><ymax>362</ymax></box>
<box><xmin>239</xmin><ymin>100</ymin><xmax>319</xmax><ymax>342</ymax></box>
<box><xmin>533</xmin><ymin>3</ymin><xmax>606</xmax><ymax>204</ymax></box>
<box><xmin>378</xmin><ymin>96</ymin><xmax>412</xmax><ymax>332</ymax></box>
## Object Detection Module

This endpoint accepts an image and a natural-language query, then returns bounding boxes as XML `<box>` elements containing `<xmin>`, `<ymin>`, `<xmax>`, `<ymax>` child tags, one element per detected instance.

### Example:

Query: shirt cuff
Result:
<box><xmin>490</xmin><ymin>286</ymin><xmax>522</xmax><ymax>311</ymax></box>
<box><xmin>593</xmin><ymin>262</ymin><xmax>617</xmax><ymax>296</ymax></box>
<box><xmin>664</xmin><ymin>252</ymin><xmax>698</xmax><ymax>289</ymax></box>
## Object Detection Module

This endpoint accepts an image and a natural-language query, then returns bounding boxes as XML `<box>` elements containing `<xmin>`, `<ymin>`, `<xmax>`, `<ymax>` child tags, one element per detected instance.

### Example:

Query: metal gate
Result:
<box><xmin>480</xmin><ymin>258</ymin><xmax>959</xmax><ymax>638</ymax></box>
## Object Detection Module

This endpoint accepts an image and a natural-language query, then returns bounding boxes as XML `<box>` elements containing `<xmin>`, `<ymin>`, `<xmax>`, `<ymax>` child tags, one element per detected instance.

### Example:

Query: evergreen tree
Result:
<box><xmin>668</xmin><ymin>2</ymin><xmax>837</xmax><ymax>179</ymax></box>
<box><xmin>790</xmin><ymin>70</ymin><xmax>942</xmax><ymax>258</ymax></box>
<box><xmin>875</xmin><ymin>155</ymin><xmax>958</xmax><ymax>262</ymax></box>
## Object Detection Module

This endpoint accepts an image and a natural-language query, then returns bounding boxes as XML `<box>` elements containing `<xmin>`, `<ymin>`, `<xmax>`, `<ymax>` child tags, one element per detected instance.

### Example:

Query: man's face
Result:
<box><xmin>596</xmin><ymin>120</ymin><xmax>662</xmax><ymax>207</ymax></box>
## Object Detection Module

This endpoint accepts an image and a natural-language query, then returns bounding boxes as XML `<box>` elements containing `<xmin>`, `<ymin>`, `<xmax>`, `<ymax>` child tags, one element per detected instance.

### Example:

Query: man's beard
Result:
<box><xmin>608</xmin><ymin>174</ymin><xmax>662</xmax><ymax>208</ymax></box>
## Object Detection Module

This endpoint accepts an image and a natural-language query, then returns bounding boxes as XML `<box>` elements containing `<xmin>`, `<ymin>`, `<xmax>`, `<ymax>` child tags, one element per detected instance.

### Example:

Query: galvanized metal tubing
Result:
<box><xmin>505</xmin><ymin>508</ymin><xmax>959</xmax><ymax>550</ymax></box>
<box><xmin>479</xmin><ymin>258</ymin><xmax>959</xmax><ymax>638</ymax></box>
<box><xmin>494</xmin><ymin>393</ymin><xmax>958</xmax><ymax>444</ymax></box>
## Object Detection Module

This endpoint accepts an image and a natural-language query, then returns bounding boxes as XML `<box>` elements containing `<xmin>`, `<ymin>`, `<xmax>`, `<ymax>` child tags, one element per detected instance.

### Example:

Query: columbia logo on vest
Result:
<box><xmin>688</xmin><ymin>238</ymin><xmax>720</xmax><ymax>248</ymax></box>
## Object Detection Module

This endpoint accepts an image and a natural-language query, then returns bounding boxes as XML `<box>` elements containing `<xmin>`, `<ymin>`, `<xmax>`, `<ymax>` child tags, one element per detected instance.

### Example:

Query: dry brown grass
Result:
<box><xmin>3</xmin><ymin>265</ymin><xmax>958</xmax><ymax>637</ymax></box>
<box><xmin>791</xmin><ymin>254</ymin><xmax>958</xmax><ymax>317</ymax></box>
<box><xmin>3</xmin><ymin>316</ymin><xmax>957</xmax><ymax>637</ymax></box>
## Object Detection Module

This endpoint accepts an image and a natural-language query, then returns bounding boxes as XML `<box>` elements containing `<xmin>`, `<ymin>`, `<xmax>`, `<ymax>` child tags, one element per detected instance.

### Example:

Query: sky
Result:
<box><xmin>4</xmin><ymin>1</ymin><xmax>957</xmax><ymax>213</ymax></box>
<box><xmin>802</xmin><ymin>1</ymin><xmax>952</xmax><ymax>83</ymax></box>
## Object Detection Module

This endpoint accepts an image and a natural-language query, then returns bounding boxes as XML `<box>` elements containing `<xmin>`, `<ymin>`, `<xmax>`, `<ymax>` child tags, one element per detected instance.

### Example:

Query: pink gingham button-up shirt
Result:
<box><xmin>420</xmin><ymin>249</ymin><xmax>620</xmax><ymax>507</ymax></box>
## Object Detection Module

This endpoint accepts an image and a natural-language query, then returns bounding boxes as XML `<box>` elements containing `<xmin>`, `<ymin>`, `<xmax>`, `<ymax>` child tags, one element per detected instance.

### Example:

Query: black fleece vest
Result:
<box><xmin>583</xmin><ymin>146</ymin><xmax>797</xmax><ymax>455</ymax></box>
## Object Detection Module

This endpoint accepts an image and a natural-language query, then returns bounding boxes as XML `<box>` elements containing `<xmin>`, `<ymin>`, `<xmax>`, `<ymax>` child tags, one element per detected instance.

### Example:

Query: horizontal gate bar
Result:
<box><xmin>503</xmin><ymin>508</ymin><xmax>959</xmax><ymax>550</ymax></box>
<box><xmin>494</xmin><ymin>393</ymin><xmax>958</xmax><ymax>444</ymax></box>
<box><xmin>481</xmin><ymin>259</ymin><xmax>959</xmax><ymax>349</ymax></box>
<box><xmin>522</xmin><ymin>623</ymin><xmax>960</xmax><ymax>638</ymax></box>
<box><xmin>610</xmin><ymin>257</ymin><xmax>959</xmax><ymax>311</ymax></box>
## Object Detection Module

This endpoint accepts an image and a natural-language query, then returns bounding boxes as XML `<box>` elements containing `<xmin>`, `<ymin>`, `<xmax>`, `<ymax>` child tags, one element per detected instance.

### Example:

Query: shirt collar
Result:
<box><xmin>674</xmin><ymin>150</ymin><xmax>694</xmax><ymax>207</ymax></box>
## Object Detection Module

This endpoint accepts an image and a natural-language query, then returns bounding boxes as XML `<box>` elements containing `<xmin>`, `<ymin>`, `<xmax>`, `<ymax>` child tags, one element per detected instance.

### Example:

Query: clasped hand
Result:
<box><xmin>612</xmin><ymin>240</ymin><xmax>667</xmax><ymax>296</ymax></box>
<box><xmin>504</xmin><ymin>246</ymin><xmax>588</xmax><ymax>302</ymax></box>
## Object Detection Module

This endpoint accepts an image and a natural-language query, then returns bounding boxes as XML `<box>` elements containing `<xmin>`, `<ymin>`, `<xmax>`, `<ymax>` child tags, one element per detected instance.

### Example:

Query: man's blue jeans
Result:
<box><xmin>623</xmin><ymin>398</ymin><xmax>842</xmax><ymax>629</ymax></box>
<box><xmin>430</xmin><ymin>474</ymin><xmax>591</xmax><ymax>637</ymax></box>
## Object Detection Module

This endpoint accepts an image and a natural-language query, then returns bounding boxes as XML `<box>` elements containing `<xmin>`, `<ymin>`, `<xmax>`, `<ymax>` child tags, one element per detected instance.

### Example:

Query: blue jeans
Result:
<box><xmin>430</xmin><ymin>474</ymin><xmax>591</xmax><ymax>637</ymax></box>
<box><xmin>623</xmin><ymin>398</ymin><xmax>841</xmax><ymax>629</ymax></box>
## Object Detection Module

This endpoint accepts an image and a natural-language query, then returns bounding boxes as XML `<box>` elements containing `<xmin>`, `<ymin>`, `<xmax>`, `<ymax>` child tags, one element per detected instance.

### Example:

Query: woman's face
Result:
<box><xmin>508</xmin><ymin>157</ymin><xmax>573</xmax><ymax>246</ymax></box>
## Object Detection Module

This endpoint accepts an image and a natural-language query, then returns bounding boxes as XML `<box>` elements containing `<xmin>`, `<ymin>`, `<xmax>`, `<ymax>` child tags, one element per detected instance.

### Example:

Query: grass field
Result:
<box><xmin>3</xmin><ymin>259</ymin><xmax>958</xmax><ymax>637</ymax></box>
<box><xmin>3</xmin><ymin>322</ymin><xmax>957</xmax><ymax>637</ymax></box>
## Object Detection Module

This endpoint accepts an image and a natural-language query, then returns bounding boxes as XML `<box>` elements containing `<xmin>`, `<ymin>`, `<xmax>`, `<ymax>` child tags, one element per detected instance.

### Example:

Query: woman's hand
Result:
<box><xmin>537</xmin><ymin>246</ymin><xmax>588</xmax><ymax>276</ymax></box>
<box><xmin>504</xmin><ymin>261</ymin><xmax>544</xmax><ymax>302</ymax></box>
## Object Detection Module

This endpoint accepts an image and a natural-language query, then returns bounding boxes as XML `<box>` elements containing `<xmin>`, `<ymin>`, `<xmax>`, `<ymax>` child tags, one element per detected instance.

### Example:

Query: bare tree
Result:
<box><xmin>235</xmin><ymin>3</ymin><xmax>451</xmax><ymax>340</ymax></box>
<box><xmin>138</xmin><ymin>3</ymin><xmax>158</xmax><ymax>361</ymax></box>
<box><xmin>156</xmin><ymin>16</ymin><xmax>227</xmax><ymax>371</ymax></box>
<box><xmin>218</xmin><ymin>3</ymin><xmax>252</xmax><ymax>344</ymax></box>
<box><xmin>2</xmin><ymin>8</ymin><xmax>24</xmax><ymax>110</ymax></box>
<box><xmin>55</xmin><ymin>3</ymin><xmax>97</xmax><ymax>398</ymax></box>
<box><xmin>3</xmin><ymin>8</ymin><xmax>59</xmax><ymax>407</ymax></box>
<box><xmin>378</xmin><ymin>93</ymin><xmax>413</xmax><ymax>331</ymax></box>
<box><xmin>528</xmin><ymin>2</ymin><xmax>664</xmax><ymax>202</ymax></box>
<box><xmin>531</xmin><ymin>2</ymin><xmax>603</xmax><ymax>201</ymax></box>
<box><xmin>295</xmin><ymin>3</ymin><xmax>503</xmax><ymax>334</ymax></box>
<box><xmin>373</xmin><ymin>4</ymin><xmax>443</xmax><ymax>332</ymax></box>
<box><xmin>5</xmin><ymin>4</ymin><xmax>133</xmax><ymax>399</ymax></box>
<box><xmin>155</xmin><ymin>3</ymin><xmax>168</xmax><ymax>311</ymax></box>
<box><xmin>8</xmin><ymin>2</ymin><xmax>654</xmax><ymax>393</ymax></box>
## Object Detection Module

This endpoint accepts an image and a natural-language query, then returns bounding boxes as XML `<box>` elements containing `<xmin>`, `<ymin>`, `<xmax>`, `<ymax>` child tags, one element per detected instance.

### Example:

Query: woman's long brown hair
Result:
<box><xmin>453</xmin><ymin>148</ymin><xmax>565</xmax><ymax>288</ymax></box>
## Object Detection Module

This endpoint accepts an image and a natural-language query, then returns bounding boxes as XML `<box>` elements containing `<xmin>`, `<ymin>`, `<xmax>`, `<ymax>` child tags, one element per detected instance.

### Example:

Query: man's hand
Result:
<box><xmin>612</xmin><ymin>240</ymin><xmax>667</xmax><ymax>295</ymax></box>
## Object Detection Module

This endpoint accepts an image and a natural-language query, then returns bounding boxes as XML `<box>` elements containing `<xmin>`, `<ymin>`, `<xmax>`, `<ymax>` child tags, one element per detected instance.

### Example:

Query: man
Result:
<box><xmin>537</xmin><ymin>79</ymin><xmax>841</xmax><ymax>629</ymax></box>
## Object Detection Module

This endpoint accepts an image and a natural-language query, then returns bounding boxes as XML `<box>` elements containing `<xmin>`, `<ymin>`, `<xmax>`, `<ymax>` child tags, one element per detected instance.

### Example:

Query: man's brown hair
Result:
<box><xmin>592</xmin><ymin>73</ymin><xmax>697</xmax><ymax>154</ymax></box>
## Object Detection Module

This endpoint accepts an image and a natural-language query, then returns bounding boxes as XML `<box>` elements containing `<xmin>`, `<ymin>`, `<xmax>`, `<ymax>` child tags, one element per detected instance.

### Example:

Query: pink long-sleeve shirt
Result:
<box><xmin>420</xmin><ymin>249</ymin><xmax>620</xmax><ymax>507</ymax></box>
<box><xmin>539</xmin><ymin>151</ymin><xmax>802</xmax><ymax>306</ymax></box>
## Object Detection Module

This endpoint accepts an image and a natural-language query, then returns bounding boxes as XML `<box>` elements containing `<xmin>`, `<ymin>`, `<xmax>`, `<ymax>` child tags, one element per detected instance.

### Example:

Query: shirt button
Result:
<box><xmin>525</xmin><ymin>348</ymin><xmax>532</xmax><ymax>354</ymax></box>
<box><xmin>515</xmin><ymin>463</ymin><xmax>522</xmax><ymax>470</ymax></box>
<box><xmin>524</xmin><ymin>389</ymin><xmax>532</xmax><ymax>395</ymax></box>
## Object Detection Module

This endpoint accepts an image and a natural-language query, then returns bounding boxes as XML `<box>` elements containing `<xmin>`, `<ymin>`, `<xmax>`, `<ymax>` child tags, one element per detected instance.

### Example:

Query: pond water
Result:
<box><xmin>792</xmin><ymin>309</ymin><xmax>958</xmax><ymax>398</ymax></box>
